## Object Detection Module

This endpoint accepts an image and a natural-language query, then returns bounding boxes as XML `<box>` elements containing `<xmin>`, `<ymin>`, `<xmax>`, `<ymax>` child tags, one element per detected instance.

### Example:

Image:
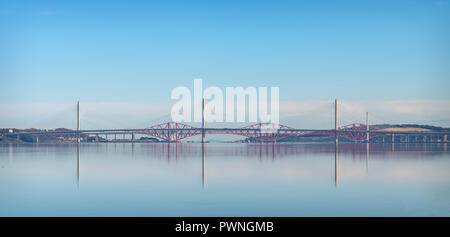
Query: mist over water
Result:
<box><xmin>0</xmin><ymin>143</ymin><xmax>449</xmax><ymax>217</ymax></box>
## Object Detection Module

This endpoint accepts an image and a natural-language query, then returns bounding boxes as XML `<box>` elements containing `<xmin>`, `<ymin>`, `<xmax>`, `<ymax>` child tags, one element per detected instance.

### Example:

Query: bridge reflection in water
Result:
<box><xmin>72</xmin><ymin>142</ymin><xmax>449</xmax><ymax>189</ymax></box>
<box><xmin>2</xmin><ymin>139</ymin><xmax>449</xmax><ymax>217</ymax></box>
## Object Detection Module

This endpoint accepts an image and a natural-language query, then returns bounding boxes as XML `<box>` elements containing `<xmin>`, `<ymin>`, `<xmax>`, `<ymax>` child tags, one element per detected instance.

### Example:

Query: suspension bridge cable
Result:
<box><xmin>26</xmin><ymin>103</ymin><xmax>76</xmax><ymax>129</ymax></box>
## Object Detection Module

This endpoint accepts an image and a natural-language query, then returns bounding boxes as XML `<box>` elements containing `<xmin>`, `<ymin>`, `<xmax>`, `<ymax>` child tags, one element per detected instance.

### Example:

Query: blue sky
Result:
<box><xmin>1</xmin><ymin>0</ymin><xmax>450</xmax><ymax>129</ymax></box>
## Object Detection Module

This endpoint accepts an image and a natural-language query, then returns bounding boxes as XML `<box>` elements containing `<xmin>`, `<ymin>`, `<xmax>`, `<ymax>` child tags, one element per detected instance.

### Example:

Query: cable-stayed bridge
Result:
<box><xmin>1</xmin><ymin>100</ymin><xmax>449</xmax><ymax>143</ymax></box>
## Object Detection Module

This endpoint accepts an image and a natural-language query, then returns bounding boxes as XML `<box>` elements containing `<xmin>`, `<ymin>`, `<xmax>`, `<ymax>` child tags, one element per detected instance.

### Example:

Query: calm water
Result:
<box><xmin>0</xmin><ymin>143</ymin><xmax>449</xmax><ymax>217</ymax></box>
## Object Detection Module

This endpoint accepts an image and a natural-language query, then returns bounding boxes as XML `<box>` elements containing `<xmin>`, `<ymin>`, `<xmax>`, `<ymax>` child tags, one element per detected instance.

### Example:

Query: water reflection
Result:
<box><xmin>202</xmin><ymin>143</ymin><xmax>205</xmax><ymax>189</ymax></box>
<box><xmin>167</xmin><ymin>143</ymin><xmax>170</xmax><ymax>164</ymax></box>
<box><xmin>70</xmin><ymin>142</ymin><xmax>449</xmax><ymax>190</ymax></box>
<box><xmin>1</xmin><ymin>142</ymin><xmax>449</xmax><ymax>216</ymax></box>
<box><xmin>335</xmin><ymin>142</ymin><xmax>338</xmax><ymax>187</ymax></box>
<box><xmin>9</xmin><ymin>143</ymin><xmax>12</xmax><ymax>164</ymax></box>
<box><xmin>366</xmin><ymin>143</ymin><xmax>369</xmax><ymax>174</ymax></box>
<box><xmin>77</xmin><ymin>143</ymin><xmax>80</xmax><ymax>187</ymax></box>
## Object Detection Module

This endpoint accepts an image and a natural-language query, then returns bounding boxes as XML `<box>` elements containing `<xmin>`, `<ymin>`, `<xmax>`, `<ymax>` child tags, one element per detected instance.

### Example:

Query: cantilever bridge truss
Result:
<box><xmin>6</xmin><ymin>121</ymin><xmax>447</xmax><ymax>143</ymax></box>
<box><xmin>138</xmin><ymin>122</ymin><xmax>384</xmax><ymax>142</ymax></box>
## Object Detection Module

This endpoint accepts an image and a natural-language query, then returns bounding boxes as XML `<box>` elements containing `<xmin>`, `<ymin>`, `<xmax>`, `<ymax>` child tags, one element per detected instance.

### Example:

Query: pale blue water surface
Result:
<box><xmin>0</xmin><ymin>143</ymin><xmax>449</xmax><ymax>217</ymax></box>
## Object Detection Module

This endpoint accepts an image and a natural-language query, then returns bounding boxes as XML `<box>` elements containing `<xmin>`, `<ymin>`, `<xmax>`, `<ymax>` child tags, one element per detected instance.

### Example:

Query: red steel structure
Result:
<box><xmin>312</xmin><ymin>123</ymin><xmax>383</xmax><ymax>142</ymax></box>
<box><xmin>337</xmin><ymin>123</ymin><xmax>382</xmax><ymax>142</ymax></box>
<box><xmin>137</xmin><ymin>122</ymin><xmax>383</xmax><ymax>142</ymax></box>
<box><xmin>140</xmin><ymin>122</ymin><xmax>201</xmax><ymax>142</ymax></box>
<box><xmin>236</xmin><ymin>123</ymin><xmax>311</xmax><ymax>142</ymax></box>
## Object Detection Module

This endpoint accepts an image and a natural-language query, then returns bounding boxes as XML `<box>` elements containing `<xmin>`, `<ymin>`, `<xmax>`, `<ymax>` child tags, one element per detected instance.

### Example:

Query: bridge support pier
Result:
<box><xmin>77</xmin><ymin>101</ymin><xmax>80</xmax><ymax>143</ymax></box>
<box><xmin>202</xmin><ymin>99</ymin><xmax>206</xmax><ymax>144</ymax></box>
<box><xmin>335</xmin><ymin>99</ymin><xmax>338</xmax><ymax>144</ymax></box>
<box><xmin>365</xmin><ymin>112</ymin><xmax>369</xmax><ymax>143</ymax></box>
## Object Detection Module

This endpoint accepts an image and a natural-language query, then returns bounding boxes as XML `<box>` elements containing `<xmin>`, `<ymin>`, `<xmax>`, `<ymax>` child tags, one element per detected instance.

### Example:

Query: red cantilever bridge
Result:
<box><xmin>138</xmin><ymin>122</ymin><xmax>450</xmax><ymax>142</ymax></box>
<box><xmin>9</xmin><ymin>121</ymin><xmax>447</xmax><ymax>143</ymax></box>
<box><xmin>138</xmin><ymin>122</ymin><xmax>381</xmax><ymax>142</ymax></box>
